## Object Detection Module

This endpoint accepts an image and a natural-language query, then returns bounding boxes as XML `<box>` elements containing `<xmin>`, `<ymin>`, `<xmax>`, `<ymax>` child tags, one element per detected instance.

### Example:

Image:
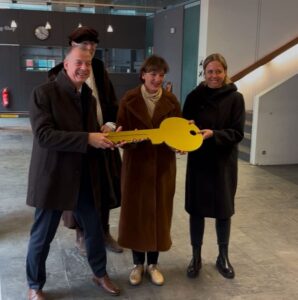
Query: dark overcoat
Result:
<box><xmin>48</xmin><ymin>58</ymin><xmax>121</xmax><ymax>211</ymax></box>
<box><xmin>27</xmin><ymin>70</ymin><xmax>107</xmax><ymax>211</ymax></box>
<box><xmin>182</xmin><ymin>83</ymin><xmax>245</xmax><ymax>218</ymax></box>
<box><xmin>117</xmin><ymin>86</ymin><xmax>181</xmax><ymax>252</ymax></box>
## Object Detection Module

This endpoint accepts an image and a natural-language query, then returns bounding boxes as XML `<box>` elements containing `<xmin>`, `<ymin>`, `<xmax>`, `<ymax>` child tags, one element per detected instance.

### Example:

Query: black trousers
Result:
<box><xmin>189</xmin><ymin>215</ymin><xmax>231</xmax><ymax>247</ymax></box>
<box><xmin>132</xmin><ymin>250</ymin><xmax>159</xmax><ymax>265</ymax></box>
<box><xmin>26</xmin><ymin>183</ymin><xmax>107</xmax><ymax>290</ymax></box>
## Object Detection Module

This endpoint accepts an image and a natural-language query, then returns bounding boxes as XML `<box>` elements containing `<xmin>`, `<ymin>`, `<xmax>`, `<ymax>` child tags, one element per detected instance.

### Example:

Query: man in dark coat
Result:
<box><xmin>48</xmin><ymin>26</ymin><xmax>122</xmax><ymax>254</ymax></box>
<box><xmin>26</xmin><ymin>46</ymin><xmax>120</xmax><ymax>300</ymax></box>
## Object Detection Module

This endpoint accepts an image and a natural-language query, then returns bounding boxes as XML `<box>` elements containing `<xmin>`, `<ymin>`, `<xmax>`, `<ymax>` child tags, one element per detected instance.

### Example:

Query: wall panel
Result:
<box><xmin>0</xmin><ymin>9</ymin><xmax>146</xmax><ymax>112</ymax></box>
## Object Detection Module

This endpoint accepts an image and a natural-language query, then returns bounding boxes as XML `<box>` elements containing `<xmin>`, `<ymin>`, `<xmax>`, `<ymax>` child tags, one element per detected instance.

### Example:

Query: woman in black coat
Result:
<box><xmin>183</xmin><ymin>53</ymin><xmax>245</xmax><ymax>279</ymax></box>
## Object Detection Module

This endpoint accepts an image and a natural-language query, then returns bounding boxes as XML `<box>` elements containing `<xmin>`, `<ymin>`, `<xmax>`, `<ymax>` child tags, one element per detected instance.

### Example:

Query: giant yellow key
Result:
<box><xmin>108</xmin><ymin>117</ymin><xmax>203</xmax><ymax>152</ymax></box>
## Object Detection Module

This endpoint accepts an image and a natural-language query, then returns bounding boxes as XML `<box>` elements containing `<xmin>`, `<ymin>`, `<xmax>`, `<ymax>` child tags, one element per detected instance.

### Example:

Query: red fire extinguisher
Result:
<box><xmin>2</xmin><ymin>87</ymin><xmax>9</xmax><ymax>108</ymax></box>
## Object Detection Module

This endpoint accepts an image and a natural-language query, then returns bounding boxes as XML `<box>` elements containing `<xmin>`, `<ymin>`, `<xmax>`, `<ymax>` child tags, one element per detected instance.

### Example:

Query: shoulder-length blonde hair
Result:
<box><xmin>202</xmin><ymin>53</ymin><xmax>232</xmax><ymax>85</ymax></box>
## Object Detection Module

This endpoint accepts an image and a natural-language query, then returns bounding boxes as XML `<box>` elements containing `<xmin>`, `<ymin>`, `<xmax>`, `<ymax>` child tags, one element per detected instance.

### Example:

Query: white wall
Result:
<box><xmin>251</xmin><ymin>74</ymin><xmax>298</xmax><ymax>165</ymax></box>
<box><xmin>199</xmin><ymin>0</ymin><xmax>298</xmax><ymax>77</ymax></box>
<box><xmin>258</xmin><ymin>0</ymin><xmax>298</xmax><ymax>58</ymax></box>
<box><xmin>204</xmin><ymin>0</ymin><xmax>259</xmax><ymax>76</ymax></box>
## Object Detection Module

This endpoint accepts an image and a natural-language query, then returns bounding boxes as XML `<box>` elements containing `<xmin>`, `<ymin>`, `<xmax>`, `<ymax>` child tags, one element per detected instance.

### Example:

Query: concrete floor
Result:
<box><xmin>0</xmin><ymin>118</ymin><xmax>298</xmax><ymax>300</ymax></box>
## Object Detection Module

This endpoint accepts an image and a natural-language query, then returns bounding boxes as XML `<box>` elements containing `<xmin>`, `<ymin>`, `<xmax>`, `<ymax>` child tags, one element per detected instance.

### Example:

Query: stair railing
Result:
<box><xmin>231</xmin><ymin>36</ymin><xmax>298</xmax><ymax>82</ymax></box>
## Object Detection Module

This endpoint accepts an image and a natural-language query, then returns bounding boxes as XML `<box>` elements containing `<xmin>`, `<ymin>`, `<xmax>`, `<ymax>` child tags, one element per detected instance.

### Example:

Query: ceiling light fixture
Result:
<box><xmin>10</xmin><ymin>20</ymin><xmax>17</xmax><ymax>29</ymax></box>
<box><xmin>106</xmin><ymin>6</ymin><xmax>114</xmax><ymax>33</ymax></box>
<box><xmin>107</xmin><ymin>24</ymin><xmax>113</xmax><ymax>33</ymax></box>
<box><xmin>45</xmin><ymin>2</ymin><xmax>52</xmax><ymax>30</ymax></box>
<box><xmin>45</xmin><ymin>21</ymin><xmax>52</xmax><ymax>30</ymax></box>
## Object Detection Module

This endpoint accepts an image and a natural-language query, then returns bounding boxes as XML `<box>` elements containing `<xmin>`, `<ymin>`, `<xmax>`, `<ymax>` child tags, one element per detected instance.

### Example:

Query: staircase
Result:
<box><xmin>238</xmin><ymin>110</ymin><xmax>252</xmax><ymax>162</ymax></box>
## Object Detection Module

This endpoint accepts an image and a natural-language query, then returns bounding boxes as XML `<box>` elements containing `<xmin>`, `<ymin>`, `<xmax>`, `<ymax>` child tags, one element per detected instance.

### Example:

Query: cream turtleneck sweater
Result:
<box><xmin>141</xmin><ymin>84</ymin><xmax>162</xmax><ymax>118</ymax></box>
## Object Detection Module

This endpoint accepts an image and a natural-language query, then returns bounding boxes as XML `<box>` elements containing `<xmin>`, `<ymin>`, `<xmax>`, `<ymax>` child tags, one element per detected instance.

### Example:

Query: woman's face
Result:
<box><xmin>142</xmin><ymin>70</ymin><xmax>165</xmax><ymax>93</ymax></box>
<box><xmin>204</xmin><ymin>60</ymin><xmax>226</xmax><ymax>89</ymax></box>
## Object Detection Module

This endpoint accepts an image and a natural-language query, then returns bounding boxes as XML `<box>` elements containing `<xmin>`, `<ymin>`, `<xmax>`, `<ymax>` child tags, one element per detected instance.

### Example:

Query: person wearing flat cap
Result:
<box><xmin>48</xmin><ymin>26</ymin><xmax>123</xmax><ymax>255</ymax></box>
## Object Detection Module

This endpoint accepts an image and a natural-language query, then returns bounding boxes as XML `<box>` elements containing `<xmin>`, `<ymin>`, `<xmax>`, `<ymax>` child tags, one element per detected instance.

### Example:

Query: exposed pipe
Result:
<box><xmin>12</xmin><ymin>0</ymin><xmax>162</xmax><ymax>10</ymax></box>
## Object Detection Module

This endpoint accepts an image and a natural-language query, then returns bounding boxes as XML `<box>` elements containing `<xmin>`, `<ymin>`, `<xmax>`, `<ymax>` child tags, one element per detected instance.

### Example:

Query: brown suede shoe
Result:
<box><xmin>104</xmin><ymin>232</ymin><xmax>123</xmax><ymax>253</ymax></box>
<box><xmin>28</xmin><ymin>289</ymin><xmax>46</xmax><ymax>300</ymax></box>
<box><xmin>93</xmin><ymin>274</ymin><xmax>120</xmax><ymax>296</ymax></box>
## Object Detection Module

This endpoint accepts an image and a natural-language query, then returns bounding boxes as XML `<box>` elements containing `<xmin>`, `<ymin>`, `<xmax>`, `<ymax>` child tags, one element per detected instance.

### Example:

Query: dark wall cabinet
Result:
<box><xmin>0</xmin><ymin>9</ymin><xmax>146</xmax><ymax>112</ymax></box>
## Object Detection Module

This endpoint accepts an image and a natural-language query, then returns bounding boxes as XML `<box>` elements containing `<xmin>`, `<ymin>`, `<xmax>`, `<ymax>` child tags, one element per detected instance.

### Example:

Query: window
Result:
<box><xmin>21</xmin><ymin>46</ymin><xmax>144</xmax><ymax>73</ymax></box>
<box><xmin>21</xmin><ymin>46</ymin><xmax>63</xmax><ymax>72</ymax></box>
<box><xmin>97</xmin><ymin>48</ymin><xmax>145</xmax><ymax>73</ymax></box>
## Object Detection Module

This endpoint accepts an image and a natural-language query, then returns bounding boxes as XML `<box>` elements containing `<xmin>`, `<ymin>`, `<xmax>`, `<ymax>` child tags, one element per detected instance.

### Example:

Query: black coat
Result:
<box><xmin>183</xmin><ymin>83</ymin><xmax>245</xmax><ymax>218</ymax></box>
<box><xmin>48</xmin><ymin>59</ymin><xmax>121</xmax><ymax>209</ymax></box>
<box><xmin>27</xmin><ymin>70</ymin><xmax>107</xmax><ymax>210</ymax></box>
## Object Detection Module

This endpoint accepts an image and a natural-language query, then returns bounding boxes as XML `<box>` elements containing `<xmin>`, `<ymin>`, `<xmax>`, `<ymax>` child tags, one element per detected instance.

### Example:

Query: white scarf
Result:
<box><xmin>141</xmin><ymin>84</ymin><xmax>162</xmax><ymax>118</ymax></box>
<box><xmin>86</xmin><ymin>68</ymin><xmax>103</xmax><ymax>126</ymax></box>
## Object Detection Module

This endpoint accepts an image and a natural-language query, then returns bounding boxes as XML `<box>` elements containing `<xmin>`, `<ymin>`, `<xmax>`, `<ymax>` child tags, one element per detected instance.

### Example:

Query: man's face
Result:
<box><xmin>72</xmin><ymin>41</ymin><xmax>97</xmax><ymax>58</ymax></box>
<box><xmin>64</xmin><ymin>47</ymin><xmax>92</xmax><ymax>88</ymax></box>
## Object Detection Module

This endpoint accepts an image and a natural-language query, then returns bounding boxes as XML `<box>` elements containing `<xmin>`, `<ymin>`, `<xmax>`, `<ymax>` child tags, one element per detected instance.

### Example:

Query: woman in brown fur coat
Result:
<box><xmin>117</xmin><ymin>55</ymin><xmax>181</xmax><ymax>286</ymax></box>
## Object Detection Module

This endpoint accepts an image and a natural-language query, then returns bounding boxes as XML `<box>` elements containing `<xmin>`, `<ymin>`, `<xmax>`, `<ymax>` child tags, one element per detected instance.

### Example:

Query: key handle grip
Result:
<box><xmin>159</xmin><ymin>117</ymin><xmax>203</xmax><ymax>152</ymax></box>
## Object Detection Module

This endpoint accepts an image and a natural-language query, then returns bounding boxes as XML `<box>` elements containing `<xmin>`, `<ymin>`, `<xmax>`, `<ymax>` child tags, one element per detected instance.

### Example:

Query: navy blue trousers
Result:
<box><xmin>26</xmin><ymin>185</ymin><xmax>106</xmax><ymax>290</ymax></box>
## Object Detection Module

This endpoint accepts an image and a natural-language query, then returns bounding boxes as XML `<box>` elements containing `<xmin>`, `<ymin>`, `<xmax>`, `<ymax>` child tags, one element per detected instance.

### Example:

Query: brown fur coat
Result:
<box><xmin>117</xmin><ymin>86</ymin><xmax>181</xmax><ymax>252</ymax></box>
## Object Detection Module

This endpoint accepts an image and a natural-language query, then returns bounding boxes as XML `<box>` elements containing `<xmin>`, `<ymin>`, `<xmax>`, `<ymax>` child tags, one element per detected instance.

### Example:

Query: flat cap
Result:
<box><xmin>68</xmin><ymin>26</ymin><xmax>99</xmax><ymax>45</ymax></box>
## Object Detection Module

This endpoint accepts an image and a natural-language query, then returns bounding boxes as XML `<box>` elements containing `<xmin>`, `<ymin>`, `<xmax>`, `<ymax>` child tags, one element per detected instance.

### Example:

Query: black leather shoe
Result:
<box><xmin>28</xmin><ymin>289</ymin><xmax>46</xmax><ymax>300</ymax></box>
<box><xmin>216</xmin><ymin>255</ymin><xmax>235</xmax><ymax>279</ymax></box>
<box><xmin>93</xmin><ymin>274</ymin><xmax>120</xmax><ymax>296</ymax></box>
<box><xmin>187</xmin><ymin>257</ymin><xmax>202</xmax><ymax>278</ymax></box>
